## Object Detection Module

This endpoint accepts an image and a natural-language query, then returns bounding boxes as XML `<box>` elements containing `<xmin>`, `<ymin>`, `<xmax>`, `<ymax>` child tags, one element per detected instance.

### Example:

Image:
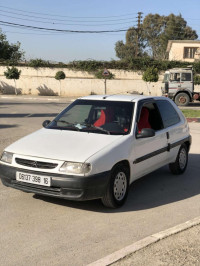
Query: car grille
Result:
<box><xmin>15</xmin><ymin>158</ymin><xmax>58</xmax><ymax>169</ymax></box>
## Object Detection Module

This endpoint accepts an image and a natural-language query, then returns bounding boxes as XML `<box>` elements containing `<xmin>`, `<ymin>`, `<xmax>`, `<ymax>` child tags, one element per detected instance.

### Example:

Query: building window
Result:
<box><xmin>184</xmin><ymin>47</ymin><xmax>198</xmax><ymax>59</ymax></box>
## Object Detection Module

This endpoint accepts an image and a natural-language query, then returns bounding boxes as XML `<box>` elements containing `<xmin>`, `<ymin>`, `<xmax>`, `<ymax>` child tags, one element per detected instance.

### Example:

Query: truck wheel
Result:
<box><xmin>101</xmin><ymin>165</ymin><xmax>129</xmax><ymax>208</ymax></box>
<box><xmin>169</xmin><ymin>144</ymin><xmax>188</xmax><ymax>175</ymax></box>
<box><xmin>174</xmin><ymin>93</ymin><xmax>190</xmax><ymax>106</ymax></box>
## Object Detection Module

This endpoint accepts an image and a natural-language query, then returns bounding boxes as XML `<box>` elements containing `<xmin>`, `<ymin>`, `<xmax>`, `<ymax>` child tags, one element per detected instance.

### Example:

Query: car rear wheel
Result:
<box><xmin>169</xmin><ymin>144</ymin><xmax>188</xmax><ymax>175</ymax></box>
<box><xmin>101</xmin><ymin>165</ymin><xmax>129</xmax><ymax>208</ymax></box>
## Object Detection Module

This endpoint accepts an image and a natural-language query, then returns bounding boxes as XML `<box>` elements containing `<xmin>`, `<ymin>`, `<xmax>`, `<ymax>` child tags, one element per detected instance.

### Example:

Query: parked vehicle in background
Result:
<box><xmin>0</xmin><ymin>95</ymin><xmax>191</xmax><ymax>208</ymax></box>
<box><xmin>161</xmin><ymin>67</ymin><xmax>200</xmax><ymax>106</ymax></box>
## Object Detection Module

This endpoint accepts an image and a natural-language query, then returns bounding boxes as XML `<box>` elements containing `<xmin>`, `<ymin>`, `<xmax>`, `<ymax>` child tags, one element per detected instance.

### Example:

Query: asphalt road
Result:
<box><xmin>0</xmin><ymin>97</ymin><xmax>200</xmax><ymax>266</ymax></box>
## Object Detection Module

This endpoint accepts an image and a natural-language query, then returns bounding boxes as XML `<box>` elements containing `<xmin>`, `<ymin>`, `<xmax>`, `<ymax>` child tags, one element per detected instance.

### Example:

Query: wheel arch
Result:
<box><xmin>184</xmin><ymin>140</ymin><xmax>191</xmax><ymax>152</ymax></box>
<box><xmin>111</xmin><ymin>160</ymin><xmax>130</xmax><ymax>182</ymax></box>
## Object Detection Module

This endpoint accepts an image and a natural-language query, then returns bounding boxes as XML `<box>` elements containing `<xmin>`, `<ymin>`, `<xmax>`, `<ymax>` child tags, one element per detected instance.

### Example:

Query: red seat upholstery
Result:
<box><xmin>94</xmin><ymin>108</ymin><xmax>114</xmax><ymax>127</ymax></box>
<box><xmin>138</xmin><ymin>107</ymin><xmax>151</xmax><ymax>132</ymax></box>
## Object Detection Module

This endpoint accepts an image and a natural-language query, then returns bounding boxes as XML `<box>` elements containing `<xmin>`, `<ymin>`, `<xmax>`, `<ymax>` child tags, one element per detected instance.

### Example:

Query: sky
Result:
<box><xmin>0</xmin><ymin>0</ymin><xmax>200</xmax><ymax>63</ymax></box>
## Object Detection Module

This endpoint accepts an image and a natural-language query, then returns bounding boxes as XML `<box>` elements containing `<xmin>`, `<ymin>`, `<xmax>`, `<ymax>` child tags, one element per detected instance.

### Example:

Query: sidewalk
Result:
<box><xmin>0</xmin><ymin>94</ymin><xmax>76</xmax><ymax>103</ymax></box>
<box><xmin>114</xmin><ymin>223</ymin><xmax>200</xmax><ymax>266</ymax></box>
<box><xmin>89</xmin><ymin>217</ymin><xmax>200</xmax><ymax>266</ymax></box>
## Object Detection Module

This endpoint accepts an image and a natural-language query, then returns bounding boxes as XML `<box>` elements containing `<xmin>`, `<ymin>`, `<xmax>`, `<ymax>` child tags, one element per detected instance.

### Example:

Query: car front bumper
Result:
<box><xmin>0</xmin><ymin>164</ymin><xmax>110</xmax><ymax>201</ymax></box>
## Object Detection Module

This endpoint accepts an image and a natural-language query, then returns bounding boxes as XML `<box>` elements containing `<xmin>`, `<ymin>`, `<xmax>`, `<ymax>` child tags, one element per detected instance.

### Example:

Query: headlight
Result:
<box><xmin>59</xmin><ymin>162</ymin><xmax>91</xmax><ymax>174</ymax></box>
<box><xmin>0</xmin><ymin>151</ymin><xmax>13</xmax><ymax>164</ymax></box>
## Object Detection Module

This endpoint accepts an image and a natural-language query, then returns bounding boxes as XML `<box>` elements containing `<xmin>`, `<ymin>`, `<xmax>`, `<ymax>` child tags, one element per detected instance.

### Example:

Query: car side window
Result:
<box><xmin>137</xmin><ymin>102</ymin><xmax>163</xmax><ymax>132</ymax></box>
<box><xmin>156</xmin><ymin>100</ymin><xmax>180</xmax><ymax>128</ymax></box>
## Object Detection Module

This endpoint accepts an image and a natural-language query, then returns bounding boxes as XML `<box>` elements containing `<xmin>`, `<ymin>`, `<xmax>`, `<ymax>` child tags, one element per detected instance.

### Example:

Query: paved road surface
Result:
<box><xmin>0</xmin><ymin>97</ymin><xmax>200</xmax><ymax>266</ymax></box>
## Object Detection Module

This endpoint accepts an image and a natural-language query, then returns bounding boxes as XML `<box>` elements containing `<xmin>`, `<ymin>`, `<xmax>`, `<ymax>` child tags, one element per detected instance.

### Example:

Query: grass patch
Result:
<box><xmin>181</xmin><ymin>109</ymin><xmax>200</xmax><ymax>118</ymax></box>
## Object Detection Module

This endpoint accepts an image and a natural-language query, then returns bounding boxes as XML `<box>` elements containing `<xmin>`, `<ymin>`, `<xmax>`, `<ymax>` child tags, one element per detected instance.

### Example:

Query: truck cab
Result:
<box><xmin>162</xmin><ymin>67</ymin><xmax>196</xmax><ymax>106</ymax></box>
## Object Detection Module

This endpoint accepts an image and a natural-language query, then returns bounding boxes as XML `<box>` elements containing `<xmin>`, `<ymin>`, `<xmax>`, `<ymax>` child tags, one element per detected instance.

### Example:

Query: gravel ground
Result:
<box><xmin>114</xmin><ymin>224</ymin><xmax>200</xmax><ymax>266</ymax></box>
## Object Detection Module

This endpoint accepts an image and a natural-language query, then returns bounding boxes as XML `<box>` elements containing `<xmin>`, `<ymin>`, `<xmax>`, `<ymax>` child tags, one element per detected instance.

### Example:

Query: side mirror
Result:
<box><xmin>164</xmin><ymin>82</ymin><xmax>169</xmax><ymax>93</ymax></box>
<box><xmin>42</xmin><ymin>120</ymin><xmax>51</xmax><ymax>128</ymax></box>
<box><xmin>136</xmin><ymin>128</ymin><xmax>155</xmax><ymax>139</ymax></box>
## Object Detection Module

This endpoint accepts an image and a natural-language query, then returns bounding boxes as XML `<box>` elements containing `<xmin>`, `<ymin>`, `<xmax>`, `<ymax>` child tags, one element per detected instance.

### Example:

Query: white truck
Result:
<box><xmin>161</xmin><ymin>67</ymin><xmax>200</xmax><ymax>106</ymax></box>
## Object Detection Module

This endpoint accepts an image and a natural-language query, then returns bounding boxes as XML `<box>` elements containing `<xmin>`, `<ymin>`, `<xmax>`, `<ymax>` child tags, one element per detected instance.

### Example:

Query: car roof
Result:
<box><xmin>79</xmin><ymin>94</ymin><xmax>151</xmax><ymax>102</ymax></box>
<box><xmin>78</xmin><ymin>94</ymin><xmax>167</xmax><ymax>103</ymax></box>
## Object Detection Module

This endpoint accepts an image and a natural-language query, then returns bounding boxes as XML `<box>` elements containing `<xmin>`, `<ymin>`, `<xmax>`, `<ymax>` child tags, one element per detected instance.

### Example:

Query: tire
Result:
<box><xmin>169</xmin><ymin>144</ymin><xmax>188</xmax><ymax>175</ymax></box>
<box><xmin>174</xmin><ymin>93</ymin><xmax>190</xmax><ymax>106</ymax></box>
<box><xmin>101</xmin><ymin>165</ymin><xmax>129</xmax><ymax>208</ymax></box>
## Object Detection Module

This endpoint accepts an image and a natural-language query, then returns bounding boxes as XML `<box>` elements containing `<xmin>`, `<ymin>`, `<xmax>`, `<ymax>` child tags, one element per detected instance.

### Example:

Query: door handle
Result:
<box><xmin>167</xmin><ymin>143</ymin><xmax>171</xmax><ymax>152</ymax></box>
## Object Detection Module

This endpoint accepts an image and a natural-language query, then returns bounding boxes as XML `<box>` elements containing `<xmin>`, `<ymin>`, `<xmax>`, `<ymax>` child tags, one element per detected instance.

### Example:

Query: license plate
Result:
<box><xmin>16</xmin><ymin>172</ymin><xmax>51</xmax><ymax>187</ymax></box>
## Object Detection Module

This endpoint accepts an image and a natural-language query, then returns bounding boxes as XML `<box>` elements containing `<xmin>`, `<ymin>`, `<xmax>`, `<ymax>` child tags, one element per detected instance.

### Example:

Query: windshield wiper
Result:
<box><xmin>54</xmin><ymin>120</ymin><xmax>80</xmax><ymax>131</ymax></box>
<box><xmin>83</xmin><ymin>123</ymin><xmax>110</xmax><ymax>135</ymax></box>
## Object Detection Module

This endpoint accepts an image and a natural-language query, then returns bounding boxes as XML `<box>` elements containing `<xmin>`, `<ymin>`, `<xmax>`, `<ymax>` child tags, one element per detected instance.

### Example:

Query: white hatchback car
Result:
<box><xmin>0</xmin><ymin>95</ymin><xmax>191</xmax><ymax>208</ymax></box>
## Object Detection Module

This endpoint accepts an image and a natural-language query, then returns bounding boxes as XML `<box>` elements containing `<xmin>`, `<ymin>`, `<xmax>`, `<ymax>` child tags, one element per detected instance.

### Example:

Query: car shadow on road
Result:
<box><xmin>33</xmin><ymin>153</ymin><xmax>200</xmax><ymax>213</ymax></box>
<box><xmin>0</xmin><ymin>124</ymin><xmax>18</xmax><ymax>129</ymax></box>
<box><xmin>0</xmin><ymin>113</ymin><xmax>58</xmax><ymax>118</ymax></box>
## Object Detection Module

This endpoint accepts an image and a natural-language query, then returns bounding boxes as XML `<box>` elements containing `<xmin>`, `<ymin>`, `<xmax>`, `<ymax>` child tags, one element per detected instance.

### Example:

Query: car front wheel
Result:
<box><xmin>101</xmin><ymin>165</ymin><xmax>129</xmax><ymax>208</ymax></box>
<box><xmin>169</xmin><ymin>144</ymin><xmax>188</xmax><ymax>175</ymax></box>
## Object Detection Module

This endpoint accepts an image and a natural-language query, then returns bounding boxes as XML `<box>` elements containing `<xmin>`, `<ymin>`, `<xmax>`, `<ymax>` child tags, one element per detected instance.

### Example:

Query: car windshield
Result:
<box><xmin>48</xmin><ymin>99</ymin><xmax>134</xmax><ymax>135</ymax></box>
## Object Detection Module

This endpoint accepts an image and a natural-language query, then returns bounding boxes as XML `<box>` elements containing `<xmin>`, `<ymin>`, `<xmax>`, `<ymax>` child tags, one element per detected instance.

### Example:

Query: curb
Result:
<box><xmin>187</xmin><ymin>118</ymin><xmax>200</xmax><ymax>123</ymax></box>
<box><xmin>88</xmin><ymin>216</ymin><xmax>200</xmax><ymax>266</ymax></box>
<box><xmin>0</xmin><ymin>95</ymin><xmax>76</xmax><ymax>102</ymax></box>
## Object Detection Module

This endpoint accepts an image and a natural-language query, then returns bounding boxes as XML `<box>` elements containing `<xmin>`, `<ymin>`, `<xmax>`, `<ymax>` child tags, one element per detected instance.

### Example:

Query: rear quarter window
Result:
<box><xmin>156</xmin><ymin>100</ymin><xmax>181</xmax><ymax>128</ymax></box>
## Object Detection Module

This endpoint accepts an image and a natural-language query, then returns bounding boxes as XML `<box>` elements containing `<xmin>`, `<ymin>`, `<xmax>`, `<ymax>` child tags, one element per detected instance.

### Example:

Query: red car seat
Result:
<box><xmin>138</xmin><ymin>107</ymin><xmax>151</xmax><ymax>132</ymax></box>
<box><xmin>94</xmin><ymin>108</ymin><xmax>114</xmax><ymax>127</ymax></box>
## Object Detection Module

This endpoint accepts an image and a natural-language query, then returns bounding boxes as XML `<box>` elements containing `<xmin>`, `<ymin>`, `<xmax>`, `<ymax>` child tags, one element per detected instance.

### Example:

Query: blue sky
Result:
<box><xmin>0</xmin><ymin>0</ymin><xmax>200</xmax><ymax>62</ymax></box>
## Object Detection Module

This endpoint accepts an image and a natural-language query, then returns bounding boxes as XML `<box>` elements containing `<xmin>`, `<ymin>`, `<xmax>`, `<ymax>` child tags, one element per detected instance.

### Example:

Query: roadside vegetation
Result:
<box><xmin>0</xmin><ymin>13</ymin><xmax>200</xmax><ymax>76</ymax></box>
<box><xmin>181</xmin><ymin>109</ymin><xmax>200</xmax><ymax>118</ymax></box>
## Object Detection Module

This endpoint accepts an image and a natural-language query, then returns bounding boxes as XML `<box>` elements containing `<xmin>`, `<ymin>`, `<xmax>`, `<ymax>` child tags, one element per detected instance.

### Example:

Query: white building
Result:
<box><xmin>166</xmin><ymin>40</ymin><xmax>200</xmax><ymax>62</ymax></box>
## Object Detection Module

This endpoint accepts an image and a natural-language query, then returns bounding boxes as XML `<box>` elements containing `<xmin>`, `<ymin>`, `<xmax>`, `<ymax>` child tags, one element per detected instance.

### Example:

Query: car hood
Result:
<box><xmin>6</xmin><ymin>128</ymin><xmax>123</xmax><ymax>162</ymax></box>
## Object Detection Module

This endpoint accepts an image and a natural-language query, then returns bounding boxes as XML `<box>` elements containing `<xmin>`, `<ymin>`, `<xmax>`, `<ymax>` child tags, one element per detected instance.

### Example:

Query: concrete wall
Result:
<box><xmin>1</xmin><ymin>66</ymin><xmax>200</xmax><ymax>97</ymax></box>
<box><xmin>0</xmin><ymin>66</ymin><xmax>166</xmax><ymax>97</ymax></box>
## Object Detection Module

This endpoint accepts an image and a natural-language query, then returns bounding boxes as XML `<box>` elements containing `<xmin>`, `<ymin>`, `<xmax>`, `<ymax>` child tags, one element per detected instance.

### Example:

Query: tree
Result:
<box><xmin>4</xmin><ymin>66</ymin><xmax>21</xmax><ymax>95</ymax></box>
<box><xmin>0</xmin><ymin>29</ymin><xmax>24</xmax><ymax>62</ymax></box>
<box><xmin>115</xmin><ymin>13</ymin><xmax>198</xmax><ymax>60</ymax></box>
<box><xmin>115</xmin><ymin>27</ymin><xmax>146</xmax><ymax>60</ymax></box>
<box><xmin>55</xmin><ymin>71</ymin><xmax>66</xmax><ymax>95</ymax></box>
<box><xmin>143</xmin><ymin>13</ymin><xmax>198</xmax><ymax>59</ymax></box>
<box><xmin>142</xmin><ymin>67</ymin><xmax>159</xmax><ymax>95</ymax></box>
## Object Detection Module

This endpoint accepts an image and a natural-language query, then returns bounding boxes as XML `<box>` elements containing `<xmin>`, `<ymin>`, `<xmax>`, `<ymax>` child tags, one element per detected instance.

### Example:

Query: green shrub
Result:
<box><xmin>194</xmin><ymin>74</ymin><xmax>200</xmax><ymax>85</ymax></box>
<box><xmin>28</xmin><ymin>59</ymin><xmax>50</xmax><ymax>68</ymax></box>
<box><xmin>55</xmin><ymin>71</ymin><xmax>66</xmax><ymax>80</ymax></box>
<box><xmin>4</xmin><ymin>66</ymin><xmax>21</xmax><ymax>95</ymax></box>
<box><xmin>4</xmin><ymin>66</ymin><xmax>21</xmax><ymax>80</ymax></box>
<box><xmin>1</xmin><ymin>58</ymin><xmax>200</xmax><ymax>74</ymax></box>
<box><xmin>142</xmin><ymin>67</ymin><xmax>159</xmax><ymax>82</ymax></box>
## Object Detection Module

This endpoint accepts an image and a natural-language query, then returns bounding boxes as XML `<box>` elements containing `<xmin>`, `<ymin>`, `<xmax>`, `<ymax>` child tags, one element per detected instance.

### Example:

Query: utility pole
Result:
<box><xmin>135</xmin><ymin>12</ymin><xmax>143</xmax><ymax>57</ymax></box>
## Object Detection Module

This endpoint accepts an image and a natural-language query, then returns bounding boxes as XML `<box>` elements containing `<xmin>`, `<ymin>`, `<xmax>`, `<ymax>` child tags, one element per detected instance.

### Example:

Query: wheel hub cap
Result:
<box><xmin>114</xmin><ymin>172</ymin><xmax>127</xmax><ymax>201</ymax></box>
<box><xmin>179</xmin><ymin>97</ymin><xmax>186</xmax><ymax>104</ymax></box>
<box><xmin>179</xmin><ymin>148</ymin><xmax>187</xmax><ymax>170</ymax></box>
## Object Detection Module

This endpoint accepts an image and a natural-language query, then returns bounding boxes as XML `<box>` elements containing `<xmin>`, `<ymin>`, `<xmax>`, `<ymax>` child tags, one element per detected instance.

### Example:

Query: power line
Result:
<box><xmin>0</xmin><ymin>9</ymin><xmax>138</xmax><ymax>23</ymax></box>
<box><xmin>3</xmin><ymin>30</ymin><xmax>126</xmax><ymax>36</ymax></box>
<box><xmin>1</xmin><ymin>20</ymin><xmax>199</xmax><ymax>36</ymax></box>
<box><xmin>0</xmin><ymin>5</ymin><xmax>137</xmax><ymax>19</ymax></box>
<box><xmin>0</xmin><ymin>20</ymin><xmax>135</xmax><ymax>33</ymax></box>
<box><xmin>0</xmin><ymin>12</ymin><xmax>137</xmax><ymax>26</ymax></box>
